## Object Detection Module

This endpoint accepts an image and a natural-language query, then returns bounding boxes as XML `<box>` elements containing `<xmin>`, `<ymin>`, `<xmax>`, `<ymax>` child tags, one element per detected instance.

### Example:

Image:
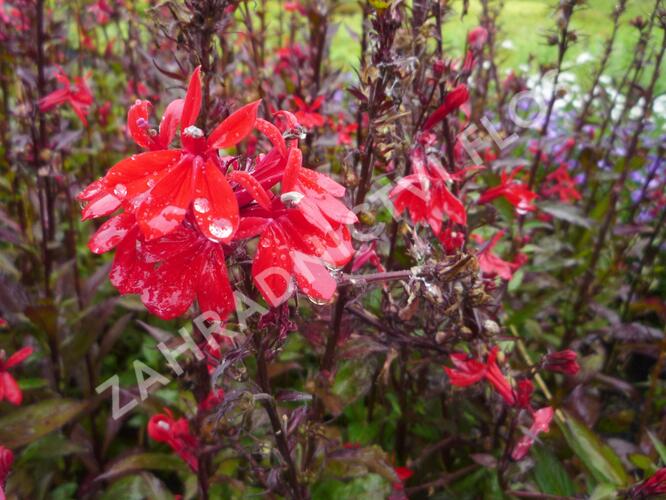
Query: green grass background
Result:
<box><xmin>326</xmin><ymin>0</ymin><xmax>664</xmax><ymax>93</ymax></box>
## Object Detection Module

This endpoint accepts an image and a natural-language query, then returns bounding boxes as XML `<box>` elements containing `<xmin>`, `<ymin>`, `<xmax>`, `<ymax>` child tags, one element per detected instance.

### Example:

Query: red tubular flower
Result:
<box><xmin>477</xmin><ymin>231</ymin><xmax>525</xmax><ymax>280</ymax></box>
<box><xmin>511</xmin><ymin>407</ymin><xmax>554</xmax><ymax>460</ymax></box>
<box><xmin>515</xmin><ymin>379</ymin><xmax>534</xmax><ymax>409</ymax></box>
<box><xmin>478</xmin><ymin>168</ymin><xmax>537</xmax><ymax>214</ymax></box>
<box><xmin>0</xmin><ymin>445</ymin><xmax>13</xmax><ymax>500</ymax></box>
<box><xmin>79</xmin><ymin>67</ymin><xmax>261</xmax><ymax>243</ymax></box>
<box><xmin>0</xmin><ymin>347</ymin><xmax>32</xmax><ymax>405</ymax></box>
<box><xmin>292</xmin><ymin>95</ymin><xmax>325</xmax><ymax>129</ymax></box>
<box><xmin>542</xmin><ymin>350</ymin><xmax>580</xmax><ymax>376</ymax></box>
<box><xmin>38</xmin><ymin>67</ymin><xmax>93</xmax><ymax>126</ymax></box>
<box><xmin>467</xmin><ymin>26</ymin><xmax>489</xmax><ymax>50</ymax></box>
<box><xmin>250</xmin><ymin>147</ymin><xmax>355</xmax><ymax>307</ymax></box>
<box><xmin>629</xmin><ymin>468</ymin><xmax>666</xmax><ymax>498</ymax></box>
<box><xmin>445</xmin><ymin>347</ymin><xmax>516</xmax><ymax>406</ymax></box>
<box><xmin>422</xmin><ymin>84</ymin><xmax>469</xmax><ymax>131</ymax></box>
<box><xmin>542</xmin><ymin>164</ymin><xmax>582</xmax><ymax>203</ymax></box>
<box><xmin>390</xmin><ymin>147</ymin><xmax>467</xmax><ymax>236</ymax></box>
<box><xmin>148</xmin><ymin>409</ymin><xmax>199</xmax><ymax>472</ymax></box>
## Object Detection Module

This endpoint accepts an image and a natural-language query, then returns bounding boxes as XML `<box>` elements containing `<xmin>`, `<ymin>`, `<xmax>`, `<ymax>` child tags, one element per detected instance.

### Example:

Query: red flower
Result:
<box><xmin>250</xmin><ymin>147</ymin><xmax>355</xmax><ymax>307</ymax></box>
<box><xmin>148</xmin><ymin>409</ymin><xmax>199</xmax><ymax>471</ymax></box>
<box><xmin>390</xmin><ymin>147</ymin><xmax>467</xmax><ymax>236</ymax></box>
<box><xmin>477</xmin><ymin>231</ymin><xmax>525</xmax><ymax>280</ymax></box>
<box><xmin>351</xmin><ymin>241</ymin><xmax>385</xmax><ymax>273</ymax></box>
<box><xmin>38</xmin><ymin>67</ymin><xmax>93</xmax><ymax>126</ymax></box>
<box><xmin>444</xmin><ymin>347</ymin><xmax>516</xmax><ymax>406</ymax></box>
<box><xmin>393</xmin><ymin>466</ymin><xmax>414</xmax><ymax>490</ymax></box>
<box><xmin>515</xmin><ymin>379</ymin><xmax>534</xmax><ymax>409</ymax></box>
<box><xmin>511</xmin><ymin>407</ymin><xmax>554</xmax><ymax>460</ymax></box>
<box><xmin>629</xmin><ymin>468</ymin><xmax>666</xmax><ymax>498</ymax></box>
<box><xmin>292</xmin><ymin>95</ymin><xmax>325</xmax><ymax>129</ymax></box>
<box><xmin>478</xmin><ymin>168</ymin><xmax>537</xmax><ymax>214</ymax></box>
<box><xmin>542</xmin><ymin>164</ymin><xmax>581</xmax><ymax>203</ymax></box>
<box><xmin>422</xmin><ymin>84</ymin><xmax>469</xmax><ymax>131</ymax></box>
<box><xmin>199</xmin><ymin>388</ymin><xmax>225</xmax><ymax>412</ymax></box>
<box><xmin>0</xmin><ymin>445</ymin><xmax>13</xmax><ymax>499</ymax></box>
<box><xmin>78</xmin><ymin>67</ymin><xmax>261</xmax><ymax>243</ymax></box>
<box><xmin>0</xmin><ymin>347</ymin><xmax>32</xmax><ymax>405</ymax></box>
<box><xmin>331</xmin><ymin>116</ymin><xmax>358</xmax><ymax>145</ymax></box>
<box><xmin>542</xmin><ymin>350</ymin><xmax>580</xmax><ymax>376</ymax></box>
<box><xmin>437</xmin><ymin>226</ymin><xmax>465</xmax><ymax>254</ymax></box>
<box><xmin>467</xmin><ymin>26</ymin><xmax>489</xmax><ymax>50</ymax></box>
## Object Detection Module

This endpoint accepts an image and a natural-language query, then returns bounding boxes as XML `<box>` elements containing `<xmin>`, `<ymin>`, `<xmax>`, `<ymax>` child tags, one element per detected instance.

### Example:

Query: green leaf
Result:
<box><xmin>18</xmin><ymin>433</ymin><xmax>86</xmax><ymax>463</ymax></box>
<box><xmin>96</xmin><ymin>453</ymin><xmax>187</xmax><ymax>482</ymax></box>
<box><xmin>100</xmin><ymin>474</ymin><xmax>175</xmax><ymax>500</ymax></box>
<box><xmin>540</xmin><ymin>203</ymin><xmax>591</xmax><ymax>228</ymax></box>
<box><xmin>561</xmin><ymin>412</ymin><xmax>628</xmax><ymax>487</ymax></box>
<box><xmin>588</xmin><ymin>483</ymin><xmax>619</xmax><ymax>500</ymax></box>
<box><xmin>0</xmin><ymin>399</ymin><xmax>90</xmax><ymax>448</ymax></box>
<box><xmin>532</xmin><ymin>445</ymin><xmax>576</xmax><ymax>496</ymax></box>
<box><xmin>648</xmin><ymin>431</ymin><xmax>666</xmax><ymax>465</ymax></box>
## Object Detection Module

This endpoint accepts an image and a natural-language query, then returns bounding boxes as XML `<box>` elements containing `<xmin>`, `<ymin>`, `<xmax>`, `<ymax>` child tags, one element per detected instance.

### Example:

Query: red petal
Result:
<box><xmin>197</xmin><ymin>247</ymin><xmax>235</xmax><ymax>319</ymax></box>
<box><xmin>127</xmin><ymin>100</ymin><xmax>154</xmax><ymax>149</ymax></box>
<box><xmin>103</xmin><ymin>150</ymin><xmax>183</xmax><ymax>194</ymax></box>
<box><xmin>158</xmin><ymin>98</ymin><xmax>184</xmax><ymax>148</ymax></box>
<box><xmin>291</xmin><ymin>251</ymin><xmax>336</xmax><ymax>303</ymax></box>
<box><xmin>109</xmin><ymin>227</ymin><xmax>152</xmax><ymax>295</ymax></box>
<box><xmin>141</xmin><ymin>224</ymin><xmax>201</xmax><ymax>263</ymax></box>
<box><xmin>81</xmin><ymin>191</ymin><xmax>121</xmax><ymax>221</ymax></box>
<box><xmin>5</xmin><ymin>347</ymin><xmax>33</xmax><ymax>368</ymax></box>
<box><xmin>297</xmin><ymin>167</ymin><xmax>346</xmax><ymax>197</ymax></box>
<box><xmin>313</xmin><ymin>194</ymin><xmax>358</xmax><ymax>225</ymax></box>
<box><xmin>423</xmin><ymin>85</ymin><xmax>469</xmax><ymax>131</ymax></box>
<box><xmin>227</xmin><ymin>170</ymin><xmax>272</xmax><ymax>210</ymax></box>
<box><xmin>207</xmin><ymin>100</ymin><xmax>261</xmax><ymax>150</ymax></box>
<box><xmin>141</xmin><ymin>252</ymin><xmax>199</xmax><ymax>320</ymax></box>
<box><xmin>252</xmin><ymin>225</ymin><xmax>293</xmax><ymax>307</ymax></box>
<box><xmin>439</xmin><ymin>184</ymin><xmax>467</xmax><ymax>226</ymax></box>
<box><xmin>180</xmin><ymin>67</ymin><xmax>202</xmax><ymax>129</ymax></box>
<box><xmin>255</xmin><ymin>118</ymin><xmax>287</xmax><ymax>157</ymax></box>
<box><xmin>236</xmin><ymin>217</ymin><xmax>272</xmax><ymax>239</ymax></box>
<box><xmin>281</xmin><ymin>147</ymin><xmax>302</xmax><ymax>193</ymax></box>
<box><xmin>193</xmin><ymin>159</ymin><xmax>239</xmax><ymax>243</ymax></box>
<box><xmin>136</xmin><ymin>157</ymin><xmax>195</xmax><ymax>240</ymax></box>
<box><xmin>2</xmin><ymin>373</ymin><xmax>22</xmax><ymax>405</ymax></box>
<box><xmin>77</xmin><ymin>179</ymin><xmax>104</xmax><ymax>201</ymax></box>
<box><xmin>88</xmin><ymin>212</ymin><xmax>135</xmax><ymax>254</ymax></box>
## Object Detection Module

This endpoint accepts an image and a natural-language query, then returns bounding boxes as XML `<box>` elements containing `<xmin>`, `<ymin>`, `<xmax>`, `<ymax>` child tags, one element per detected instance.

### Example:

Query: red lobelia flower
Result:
<box><xmin>542</xmin><ymin>163</ymin><xmax>581</xmax><ymax>203</ymax></box>
<box><xmin>148</xmin><ymin>409</ymin><xmax>199</xmax><ymax>471</ymax></box>
<box><xmin>422</xmin><ymin>84</ymin><xmax>469</xmax><ymax>131</ymax></box>
<box><xmin>390</xmin><ymin>147</ymin><xmax>467</xmax><ymax>236</ymax></box>
<box><xmin>0</xmin><ymin>445</ymin><xmax>12</xmax><ymax>500</ymax></box>
<box><xmin>511</xmin><ymin>406</ymin><xmax>554</xmax><ymax>460</ymax></box>
<box><xmin>0</xmin><ymin>346</ymin><xmax>32</xmax><ymax>405</ymax></box>
<box><xmin>628</xmin><ymin>468</ymin><xmax>666</xmax><ymax>498</ymax></box>
<box><xmin>292</xmin><ymin>95</ymin><xmax>326</xmax><ymax>129</ymax></box>
<box><xmin>478</xmin><ymin>168</ymin><xmax>537</xmax><ymax>214</ymax></box>
<box><xmin>542</xmin><ymin>350</ymin><xmax>580</xmax><ymax>376</ymax></box>
<box><xmin>250</xmin><ymin>147</ymin><xmax>355</xmax><ymax>307</ymax></box>
<box><xmin>467</xmin><ymin>26</ymin><xmax>489</xmax><ymax>50</ymax></box>
<box><xmin>78</xmin><ymin>67</ymin><xmax>261</xmax><ymax>243</ymax></box>
<box><xmin>38</xmin><ymin>67</ymin><xmax>93</xmax><ymax>126</ymax></box>
<box><xmin>477</xmin><ymin>231</ymin><xmax>526</xmax><ymax>281</ymax></box>
<box><xmin>444</xmin><ymin>346</ymin><xmax>516</xmax><ymax>406</ymax></box>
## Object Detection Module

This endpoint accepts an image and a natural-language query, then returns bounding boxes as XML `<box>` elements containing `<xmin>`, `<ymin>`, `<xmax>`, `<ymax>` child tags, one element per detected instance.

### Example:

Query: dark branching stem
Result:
<box><xmin>254</xmin><ymin>333</ymin><xmax>304</xmax><ymax>499</ymax></box>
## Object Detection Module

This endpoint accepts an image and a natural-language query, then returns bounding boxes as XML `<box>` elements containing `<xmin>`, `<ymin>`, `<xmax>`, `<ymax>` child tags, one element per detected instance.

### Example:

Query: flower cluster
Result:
<box><xmin>79</xmin><ymin>68</ymin><xmax>356</xmax><ymax>319</ymax></box>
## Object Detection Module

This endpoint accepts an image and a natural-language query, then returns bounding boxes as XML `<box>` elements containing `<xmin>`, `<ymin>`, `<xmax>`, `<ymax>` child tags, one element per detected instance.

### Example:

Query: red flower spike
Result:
<box><xmin>511</xmin><ymin>407</ymin><xmax>554</xmax><ymax>461</ymax></box>
<box><xmin>422</xmin><ymin>85</ymin><xmax>469</xmax><ymax>131</ymax></box>
<box><xmin>0</xmin><ymin>346</ymin><xmax>32</xmax><ymax>405</ymax></box>
<box><xmin>207</xmin><ymin>100</ymin><xmax>262</xmax><ymax>150</ymax></box>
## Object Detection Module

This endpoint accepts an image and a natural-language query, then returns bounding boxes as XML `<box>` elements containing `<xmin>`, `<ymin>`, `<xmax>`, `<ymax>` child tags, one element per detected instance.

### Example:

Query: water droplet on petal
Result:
<box><xmin>306</xmin><ymin>294</ymin><xmax>332</xmax><ymax>306</ymax></box>
<box><xmin>281</xmin><ymin>191</ymin><xmax>305</xmax><ymax>207</ymax></box>
<box><xmin>193</xmin><ymin>197</ymin><xmax>211</xmax><ymax>214</ymax></box>
<box><xmin>114</xmin><ymin>183</ymin><xmax>127</xmax><ymax>198</ymax></box>
<box><xmin>183</xmin><ymin>125</ymin><xmax>204</xmax><ymax>138</ymax></box>
<box><xmin>209</xmin><ymin>219</ymin><xmax>233</xmax><ymax>240</ymax></box>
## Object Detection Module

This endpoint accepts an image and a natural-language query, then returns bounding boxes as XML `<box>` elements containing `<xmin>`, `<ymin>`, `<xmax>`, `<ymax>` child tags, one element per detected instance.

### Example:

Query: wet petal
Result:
<box><xmin>141</xmin><ymin>252</ymin><xmax>199</xmax><ymax>320</ymax></box>
<box><xmin>197</xmin><ymin>247</ymin><xmax>235</xmax><ymax>319</ymax></box>
<box><xmin>158</xmin><ymin>98</ymin><xmax>184</xmax><ymax>148</ymax></box>
<box><xmin>5</xmin><ymin>347</ymin><xmax>33</xmax><ymax>369</ymax></box>
<box><xmin>81</xmin><ymin>191</ymin><xmax>121</xmax><ymax>221</ymax></box>
<box><xmin>281</xmin><ymin>147</ymin><xmax>301</xmax><ymax>193</ymax></box>
<box><xmin>103</xmin><ymin>150</ymin><xmax>183</xmax><ymax>193</ymax></box>
<box><xmin>252</xmin><ymin>224</ymin><xmax>293</xmax><ymax>307</ymax></box>
<box><xmin>180</xmin><ymin>67</ymin><xmax>202</xmax><ymax>129</ymax></box>
<box><xmin>109</xmin><ymin>227</ymin><xmax>152</xmax><ymax>295</ymax></box>
<box><xmin>207</xmin><ymin>100</ymin><xmax>261</xmax><ymax>150</ymax></box>
<box><xmin>255</xmin><ymin>118</ymin><xmax>287</xmax><ymax>157</ymax></box>
<box><xmin>227</xmin><ymin>170</ymin><xmax>272</xmax><ymax>210</ymax></box>
<box><xmin>193</xmin><ymin>159</ymin><xmax>239</xmax><ymax>243</ymax></box>
<box><xmin>127</xmin><ymin>99</ymin><xmax>154</xmax><ymax>149</ymax></box>
<box><xmin>236</xmin><ymin>217</ymin><xmax>272</xmax><ymax>239</ymax></box>
<box><xmin>291</xmin><ymin>251</ymin><xmax>336</xmax><ymax>303</ymax></box>
<box><xmin>297</xmin><ymin>167</ymin><xmax>346</xmax><ymax>198</ymax></box>
<box><xmin>88</xmin><ymin>212</ymin><xmax>135</xmax><ymax>254</ymax></box>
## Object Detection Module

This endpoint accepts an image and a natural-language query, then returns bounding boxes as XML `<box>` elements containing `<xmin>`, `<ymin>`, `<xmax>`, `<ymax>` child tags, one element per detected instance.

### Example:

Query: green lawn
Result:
<box><xmin>328</xmin><ymin>0</ymin><xmax>664</xmax><ymax>93</ymax></box>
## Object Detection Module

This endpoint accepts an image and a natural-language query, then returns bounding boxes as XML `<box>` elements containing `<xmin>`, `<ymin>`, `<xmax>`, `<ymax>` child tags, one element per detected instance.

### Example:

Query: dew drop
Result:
<box><xmin>147</xmin><ymin>178</ymin><xmax>156</xmax><ymax>188</ymax></box>
<box><xmin>306</xmin><ymin>294</ymin><xmax>332</xmax><ymax>306</ymax></box>
<box><xmin>281</xmin><ymin>191</ymin><xmax>305</xmax><ymax>206</ymax></box>
<box><xmin>209</xmin><ymin>219</ymin><xmax>233</xmax><ymax>239</ymax></box>
<box><xmin>114</xmin><ymin>183</ymin><xmax>127</xmax><ymax>198</ymax></box>
<box><xmin>193</xmin><ymin>197</ymin><xmax>211</xmax><ymax>214</ymax></box>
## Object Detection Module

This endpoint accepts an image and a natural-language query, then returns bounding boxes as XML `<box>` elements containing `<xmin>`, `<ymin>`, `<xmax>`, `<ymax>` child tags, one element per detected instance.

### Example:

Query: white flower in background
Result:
<box><xmin>599</xmin><ymin>74</ymin><xmax>612</xmax><ymax>85</ymax></box>
<box><xmin>501</xmin><ymin>40</ymin><xmax>515</xmax><ymax>50</ymax></box>
<box><xmin>653</xmin><ymin>95</ymin><xmax>666</xmax><ymax>115</ymax></box>
<box><xmin>576</xmin><ymin>52</ymin><xmax>595</xmax><ymax>65</ymax></box>
<box><xmin>629</xmin><ymin>98</ymin><xmax>645</xmax><ymax>120</ymax></box>
<box><xmin>482</xmin><ymin>60</ymin><xmax>492</xmax><ymax>70</ymax></box>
